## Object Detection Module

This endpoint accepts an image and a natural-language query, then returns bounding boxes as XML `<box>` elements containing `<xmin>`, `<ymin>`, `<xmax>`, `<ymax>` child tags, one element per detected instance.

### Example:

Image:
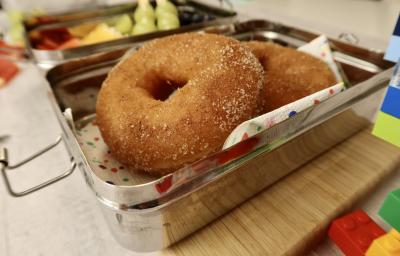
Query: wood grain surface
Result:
<box><xmin>161</xmin><ymin>129</ymin><xmax>400</xmax><ymax>256</ymax></box>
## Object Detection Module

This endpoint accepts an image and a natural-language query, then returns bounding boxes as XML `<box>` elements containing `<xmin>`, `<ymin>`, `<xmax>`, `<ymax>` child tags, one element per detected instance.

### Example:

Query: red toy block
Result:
<box><xmin>328</xmin><ymin>209</ymin><xmax>386</xmax><ymax>256</ymax></box>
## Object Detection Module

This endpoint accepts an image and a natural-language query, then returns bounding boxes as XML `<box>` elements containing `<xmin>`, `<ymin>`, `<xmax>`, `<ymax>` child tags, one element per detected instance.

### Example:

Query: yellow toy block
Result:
<box><xmin>372</xmin><ymin>111</ymin><xmax>400</xmax><ymax>148</ymax></box>
<box><xmin>366</xmin><ymin>229</ymin><xmax>400</xmax><ymax>256</ymax></box>
<box><xmin>393</xmin><ymin>229</ymin><xmax>400</xmax><ymax>240</ymax></box>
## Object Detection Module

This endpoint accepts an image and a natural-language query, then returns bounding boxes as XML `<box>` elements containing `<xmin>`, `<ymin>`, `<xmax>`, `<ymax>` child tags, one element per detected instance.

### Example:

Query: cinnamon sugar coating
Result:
<box><xmin>244</xmin><ymin>41</ymin><xmax>337</xmax><ymax>113</ymax></box>
<box><xmin>96</xmin><ymin>33</ymin><xmax>264</xmax><ymax>175</ymax></box>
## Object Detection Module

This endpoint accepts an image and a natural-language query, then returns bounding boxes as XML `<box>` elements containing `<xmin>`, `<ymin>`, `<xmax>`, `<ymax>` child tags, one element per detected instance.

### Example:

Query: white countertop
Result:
<box><xmin>1</xmin><ymin>1</ymin><xmax>399</xmax><ymax>255</ymax></box>
<box><xmin>226</xmin><ymin>0</ymin><xmax>400</xmax><ymax>51</ymax></box>
<box><xmin>0</xmin><ymin>63</ymin><xmax>153</xmax><ymax>256</ymax></box>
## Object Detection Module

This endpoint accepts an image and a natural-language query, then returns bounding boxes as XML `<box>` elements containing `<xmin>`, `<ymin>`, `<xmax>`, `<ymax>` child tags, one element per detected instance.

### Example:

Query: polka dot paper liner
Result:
<box><xmin>223</xmin><ymin>82</ymin><xmax>344</xmax><ymax>148</ymax></box>
<box><xmin>76</xmin><ymin>120</ymin><xmax>154</xmax><ymax>186</ymax></box>
<box><xmin>76</xmin><ymin>81</ymin><xmax>343</xmax><ymax>187</ymax></box>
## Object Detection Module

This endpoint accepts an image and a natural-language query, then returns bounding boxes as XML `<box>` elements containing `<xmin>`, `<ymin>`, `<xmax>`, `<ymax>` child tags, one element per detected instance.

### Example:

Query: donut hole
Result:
<box><xmin>149</xmin><ymin>77</ymin><xmax>187</xmax><ymax>101</ymax></box>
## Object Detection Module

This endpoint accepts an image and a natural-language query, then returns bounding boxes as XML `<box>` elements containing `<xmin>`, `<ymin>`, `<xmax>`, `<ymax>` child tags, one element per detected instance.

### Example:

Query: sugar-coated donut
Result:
<box><xmin>244</xmin><ymin>41</ymin><xmax>337</xmax><ymax>113</ymax></box>
<box><xmin>96</xmin><ymin>33</ymin><xmax>264</xmax><ymax>175</ymax></box>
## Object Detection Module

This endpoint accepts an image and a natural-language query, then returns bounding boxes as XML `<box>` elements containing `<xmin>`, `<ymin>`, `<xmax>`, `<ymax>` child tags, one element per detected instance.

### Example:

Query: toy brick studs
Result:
<box><xmin>329</xmin><ymin>190</ymin><xmax>400</xmax><ymax>255</ymax></box>
<box><xmin>363</xmin><ymin>188</ymin><xmax>400</xmax><ymax>255</ymax></box>
<box><xmin>328</xmin><ymin>209</ymin><xmax>386</xmax><ymax>256</ymax></box>
<box><xmin>366</xmin><ymin>229</ymin><xmax>400</xmax><ymax>256</ymax></box>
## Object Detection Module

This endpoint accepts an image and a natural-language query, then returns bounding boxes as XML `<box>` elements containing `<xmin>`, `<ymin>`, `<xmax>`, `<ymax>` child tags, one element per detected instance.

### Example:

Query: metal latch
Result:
<box><xmin>0</xmin><ymin>136</ymin><xmax>76</xmax><ymax>197</ymax></box>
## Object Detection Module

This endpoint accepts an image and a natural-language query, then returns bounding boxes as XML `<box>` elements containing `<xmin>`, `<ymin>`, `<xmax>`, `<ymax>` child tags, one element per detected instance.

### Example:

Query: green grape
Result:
<box><xmin>134</xmin><ymin>4</ymin><xmax>156</xmax><ymax>22</ymax></box>
<box><xmin>157</xmin><ymin>12</ymin><xmax>180</xmax><ymax>30</ymax></box>
<box><xmin>132</xmin><ymin>22</ymin><xmax>157</xmax><ymax>35</ymax></box>
<box><xmin>9</xmin><ymin>23</ymin><xmax>25</xmax><ymax>44</ymax></box>
<box><xmin>155</xmin><ymin>0</ymin><xmax>178</xmax><ymax>16</ymax></box>
<box><xmin>114</xmin><ymin>14</ymin><xmax>133</xmax><ymax>34</ymax></box>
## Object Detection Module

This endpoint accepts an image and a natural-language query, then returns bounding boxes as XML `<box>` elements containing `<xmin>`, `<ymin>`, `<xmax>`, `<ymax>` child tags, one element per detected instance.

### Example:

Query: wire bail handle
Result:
<box><xmin>0</xmin><ymin>135</ymin><xmax>76</xmax><ymax>197</ymax></box>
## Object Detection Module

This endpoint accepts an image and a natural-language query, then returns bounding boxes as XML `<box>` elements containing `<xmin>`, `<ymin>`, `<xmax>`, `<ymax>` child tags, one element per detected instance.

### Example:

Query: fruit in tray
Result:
<box><xmin>81</xmin><ymin>23</ymin><xmax>123</xmax><ymax>45</ymax></box>
<box><xmin>134</xmin><ymin>0</ymin><xmax>156</xmax><ymax>22</ymax></box>
<box><xmin>132</xmin><ymin>21</ymin><xmax>157</xmax><ymax>35</ymax></box>
<box><xmin>132</xmin><ymin>0</ymin><xmax>157</xmax><ymax>35</ymax></box>
<box><xmin>58</xmin><ymin>38</ymin><xmax>82</xmax><ymax>50</ymax></box>
<box><xmin>0</xmin><ymin>40</ymin><xmax>25</xmax><ymax>59</ymax></box>
<box><xmin>114</xmin><ymin>14</ymin><xmax>133</xmax><ymax>34</ymax></box>
<box><xmin>9</xmin><ymin>24</ymin><xmax>25</xmax><ymax>46</ymax></box>
<box><xmin>30</xmin><ymin>0</ymin><xmax>208</xmax><ymax>50</ymax></box>
<box><xmin>0</xmin><ymin>59</ymin><xmax>19</xmax><ymax>88</ymax></box>
<box><xmin>7</xmin><ymin>9</ymin><xmax>54</xmax><ymax>46</ymax></box>
<box><xmin>157</xmin><ymin>12</ymin><xmax>180</xmax><ymax>30</ymax></box>
<box><xmin>32</xmin><ymin>28</ymin><xmax>73</xmax><ymax>50</ymax></box>
<box><xmin>156</xmin><ymin>0</ymin><xmax>180</xmax><ymax>30</ymax></box>
<box><xmin>68</xmin><ymin>23</ymin><xmax>98</xmax><ymax>38</ymax></box>
<box><xmin>156</xmin><ymin>0</ymin><xmax>178</xmax><ymax>16</ymax></box>
<box><xmin>7</xmin><ymin>10</ymin><xmax>25</xmax><ymax>46</ymax></box>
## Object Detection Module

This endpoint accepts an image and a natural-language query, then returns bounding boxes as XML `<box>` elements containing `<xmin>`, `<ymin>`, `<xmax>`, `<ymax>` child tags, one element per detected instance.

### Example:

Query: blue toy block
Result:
<box><xmin>381</xmin><ymin>86</ymin><xmax>400</xmax><ymax>118</ymax></box>
<box><xmin>385</xmin><ymin>15</ymin><xmax>400</xmax><ymax>62</ymax></box>
<box><xmin>394</xmin><ymin>17</ymin><xmax>400</xmax><ymax>37</ymax></box>
<box><xmin>385</xmin><ymin>36</ymin><xmax>400</xmax><ymax>62</ymax></box>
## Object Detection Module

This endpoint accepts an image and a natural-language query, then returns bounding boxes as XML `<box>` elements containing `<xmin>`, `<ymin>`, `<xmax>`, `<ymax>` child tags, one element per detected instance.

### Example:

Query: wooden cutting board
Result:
<box><xmin>161</xmin><ymin>129</ymin><xmax>400</xmax><ymax>256</ymax></box>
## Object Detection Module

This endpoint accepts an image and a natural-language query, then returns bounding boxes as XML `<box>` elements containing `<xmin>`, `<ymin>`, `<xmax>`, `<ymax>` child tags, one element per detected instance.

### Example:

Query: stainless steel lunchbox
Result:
<box><xmin>1</xmin><ymin>20</ymin><xmax>393</xmax><ymax>252</ymax></box>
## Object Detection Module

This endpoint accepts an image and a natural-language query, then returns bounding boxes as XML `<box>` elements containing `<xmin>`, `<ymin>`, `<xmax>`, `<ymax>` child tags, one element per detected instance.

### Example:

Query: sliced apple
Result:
<box><xmin>68</xmin><ymin>23</ymin><xmax>98</xmax><ymax>38</ymax></box>
<box><xmin>57</xmin><ymin>38</ymin><xmax>82</xmax><ymax>50</ymax></box>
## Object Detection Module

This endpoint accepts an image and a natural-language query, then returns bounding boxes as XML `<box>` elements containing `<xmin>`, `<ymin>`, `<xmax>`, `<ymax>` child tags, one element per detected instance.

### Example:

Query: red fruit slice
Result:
<box><xmin>42</xmin><ymin>38</ymin><xmax>59</xmax><ymax>49</ymax></box>
<box><xmin>57</xmin><ymin>38</ymin><xmax>81</xmax><ymax>50</ymax></box>
<box><xmin>0</xmin><ymin>59</ymin><xmax>19</xmax><ymax>88</ymax></box>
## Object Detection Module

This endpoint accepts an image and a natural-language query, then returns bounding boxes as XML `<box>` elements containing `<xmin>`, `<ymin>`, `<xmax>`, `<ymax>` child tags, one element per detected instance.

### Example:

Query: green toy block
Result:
<box><xmin>379</xmin><ymin>189</ymin><xmax>400</xmax><ymax>232</ymax></box>
<box><xmin>372</xmin><ymin>111</ymin><xmax>400</xmax><ymax>148</ymax></box>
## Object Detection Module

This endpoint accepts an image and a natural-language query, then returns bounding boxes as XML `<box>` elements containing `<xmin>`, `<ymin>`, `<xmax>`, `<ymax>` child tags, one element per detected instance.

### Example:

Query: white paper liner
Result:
<box><xmin>298</xmin><ymin>35</ymin><xmax>343</xmax><ymax>82</ymax></box>
<box><xmin>223</xmin><ymin>82</ymin><xmax>344</xmax><ymax>148</ymax></box>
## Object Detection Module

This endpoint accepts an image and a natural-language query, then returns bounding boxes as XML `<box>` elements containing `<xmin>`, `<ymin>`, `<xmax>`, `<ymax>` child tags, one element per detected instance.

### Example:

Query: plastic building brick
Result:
<box><xmin>372</xmin><ymin>111</ymin><xmax>400</xmax><ymax>148</ymax></box>
<box><xmin>379</xmin><ymin>189</ymin><xmax>400</xmax><ymax>232</ymax></box>
<box><xmin>366</xmin><ymin>229</ymin><xmax>400</xmax><ymax>256</ymax></box>
<box><xmin>328</xmin><ymin>209</ymin><xmax>386</xmax><ymax>256</ymax></box>
<box><xmin>381</xmin><ymin>86</ymin><xmax>400</xmax><ymax>118</ymax></box>
<box><xmin>385</xmin><ymin>16</ymin><xmax>400</xmax><ymax>62</ymax></box>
